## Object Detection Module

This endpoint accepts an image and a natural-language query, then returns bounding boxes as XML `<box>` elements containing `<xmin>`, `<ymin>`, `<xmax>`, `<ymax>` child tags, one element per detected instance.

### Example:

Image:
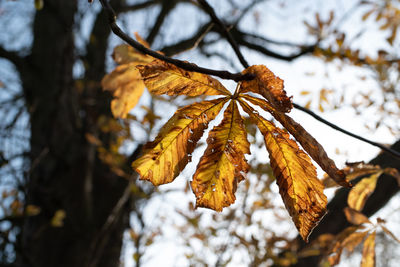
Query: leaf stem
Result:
<box><xmin>292</xmin><ymin>103</ymin><xmax>400</xmax><ymax>159</ymax></box>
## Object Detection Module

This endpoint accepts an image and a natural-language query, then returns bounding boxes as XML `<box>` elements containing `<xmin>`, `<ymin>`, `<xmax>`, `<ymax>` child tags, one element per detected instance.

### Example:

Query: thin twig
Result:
<box><xmin>293</xmin><ymin>103</ymin><xmax>400</xmax><ymax>159</ymax></box>
<box><xmin>197</xmin><ymin>0</ymin><xmax>250</xmax><ymax>68</ymax></box>
<box><xmin>98</xmin><ymin>0</ymin><xmax>253</xmax><ymax>82</ymax></box>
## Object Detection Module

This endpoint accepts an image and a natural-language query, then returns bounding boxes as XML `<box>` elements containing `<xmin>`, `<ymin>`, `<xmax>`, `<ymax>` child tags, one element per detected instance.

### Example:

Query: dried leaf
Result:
<box><xmin>137</xmin><ymin>59</ymin><xmax>231</xmax><ymax>96</ymax></box>
<box><xmin>191</xmin><ymin>101</ymin><xmax>250</xmax><ymax>211</ymax></box>
<box><xmin>242</xmin><ymin>95</ymin><xmax>350</xmax><ymax>187</ymax></box>
<box><xmin>328</xmin><ymin>226</ymin><xmax>359</xmax><ymax>266</ymax></box>
<box><xmin>112</xmin><ymin>44</ymin><xmax>153</xmax><ymax>65</ymax></box>
<box><xmin>240</xmin><ymin>100</ymin><xmax>327</xmax><ymax>242</ymax></box>
<box><xmin>361</xmin><ymin>231</ymin><xmax>376</xmax><ymax>267</ymax></box>
<box><xmin>347</xmin><ymin>171</ymin><xmax>382</xmax><ymax>211</ymax></box>
<box><xmin>342</xmin><ymin>231</ymin><xmax>369</xmax><ymax>253</ymax></box>
<box><xmin>132</xmin><ymin>98</ymin><xmax>227</xmax><ymax>185</ymax></box>
<box><xmin>381</xmin><ymin>225</ymin><xmax>400</xmax><ymax>243</ymax></box>
<box><xmin>240</xmin><ymin>65</ymin><xmax>292</xmax><ymax>112</ymax></box>
<box><xmin>344</xmin><ymin>207</ymin><xmax>371</xmax><ymax>225</ymax></box>
<box><xmin>101</xmin><ymin>64</ymin><xmax>145</xmax><ymax>118</ymax></box>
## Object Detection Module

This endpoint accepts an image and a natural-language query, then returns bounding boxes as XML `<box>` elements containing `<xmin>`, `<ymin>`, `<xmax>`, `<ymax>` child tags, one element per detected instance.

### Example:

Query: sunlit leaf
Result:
<box><xmin>343</xmin><ymin>207</ymin><xmax>371</xmax><ymax>225</ymax></box>
<box><xmin>102</xmin><ymin>64</ymin><xmax>145</xmax><ymax>118</ymax></box>
<box><xmin>137</xmin><ymin>59</ymin><xmax>231</xmax><ymax>96</ymax></box>
<box><xmin>242</xmin><ymin>95</ymin><xmax>350</xmax><ymax>187</ymax></box>
<box><xmin>240</xmin><ymin>100</ymin><xmax>327</xmax><ymax>242</ymax></box>
<box><xmin>361</xmin><ymin>231</ymin><xmax>376</xmax><ymax>267</ymax></box>
<box><xmin>347</xmin><ymin>170</ymin><xmax>382</xmax><ymax>211</ymax></box>
<box><xmin>191</xmin><ymin>101</ymin><xmax>250</xmax><ymax>211</ymax></box>
<box><xmin>132</xmin><ymin>98</ymin><xmax>227</xmax><ymax>185</ymax></box>
<box><xmin>240</xmin><ymin>65</ymin><xmax>292</xmax><ymax>112</ymax></box>
<box><xmin>112</xmin><ymin>44</ymin><xmax>153</xmax><ymax>65</ymax></box>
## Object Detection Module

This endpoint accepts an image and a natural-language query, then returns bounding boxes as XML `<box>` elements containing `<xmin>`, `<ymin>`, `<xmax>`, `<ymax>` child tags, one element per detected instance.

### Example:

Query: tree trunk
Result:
<box><xmin>17</xmin><ymin>1</ymin><xmax>130</xmax><ymax>266</ymax></box>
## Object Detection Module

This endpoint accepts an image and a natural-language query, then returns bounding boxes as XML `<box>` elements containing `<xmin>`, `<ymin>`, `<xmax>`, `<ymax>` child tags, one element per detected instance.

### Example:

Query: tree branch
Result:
<box><xmin>197</xmin><ymin>0</ymin><xmax>249</xmax><ymax>68</ymax></box>
<box><xmin>98</xmin><ymin>0</ymin><xmax>253</xmax><ymax>81</ymax></box>
<box><xmin>0</xmin><ymin>46</ymin><xmax>24</xmax><ymax>70</ymax></box>
<box><xmin>115</xmin><ymin>0</ymin><xmax>160</xmax><ymax>13</ymax></box>
<box><xmin>293</xmin><ymin>103</ymin><xmax>400</xmax><ymax>159</ymax></box>
<box><xmin>146</xmin><ymin>0</ymin><xmax>177</xmax><ymax>45</ymax></box>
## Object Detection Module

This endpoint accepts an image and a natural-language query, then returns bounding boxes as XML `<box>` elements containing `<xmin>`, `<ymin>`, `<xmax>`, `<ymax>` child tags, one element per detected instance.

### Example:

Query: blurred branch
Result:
<box><xmin>0</xmin><ymin>46</ymin><xmax>24</xmax><ymax>70</ymax></box>
<box><xmin>98</xmin><ymin>0</ymin><xmax>253</xmax><ymax>81</ymax></box>
<box><xmin>115</xmin><ymin>0</ymin><xmax>160</xmax><ymax>13</ymax></box>
<box><xmin>198</xmin><ymin>0</ymin><xmax>249</xmax><ymax>68</ymax></box>
<box><xmin>146</xmin><ymin>0</ymin><xmax>178</xmax><ymax>45</ymax></box>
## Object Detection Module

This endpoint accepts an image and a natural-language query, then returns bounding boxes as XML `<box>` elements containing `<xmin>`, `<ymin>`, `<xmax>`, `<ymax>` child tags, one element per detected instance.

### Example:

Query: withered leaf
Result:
<box><xmin>132</xmin><ymin>98</ymin><xmax>227</xmax><ymax>185</ymax></box>
<box><xmin>361</xmin><ymin>231</ymin><xmax>376</xmax><ymax>267</ymax></box>
<box><xmin>242</xmin><ymin>95</ymin><xmax>351</xmax><ymax>187</ymax></box>
<box><xmin>191</xmin><ymin>101</ymin><xmax>250</xmax><ymax>211</ymax></box>
<box><xmin>381</xmin><ymin>225</ymin><xmax>400</xmax><ymax>243</ymax></box>
<box><xmin>240</xmin><ymin>100</ymin><xmax>327</xmax><ymax>242</ymax></box>
<box><xmin>343</xmin><ymin>207</ymin><xmax>371</xmax><ymax>225</ymax></box>
<box><xmin>347</xmin><ymin>170</ymin><xmax>383</xmax><ymax>211</ymax></box>
<box><xmin>102</xmin><ymin>64</ymin><xmax>145</xmax><ymax>118</ymax></box>
<box><xmin>112</xmin><ymin>44</ymin><xmax>153</xmax><ymax>65</ymax></box>
<box><xmin>240</xmin><ymin>65</ymin><xmax>292</xmax><ymax>112</ymax></box>
<box><xmin>341</xmin><ymin>231</ymin><xmax>369</xmax><ymax>253</ymax></box>
<box><xmin>102</xmin><ymin>42</ymin><xmax>154</xmax><ymax>118</ymax></box>
<box><xmin>137</xmin><ymin>59</ymin><xmax>231</xmax><ymax>96</ymax></box>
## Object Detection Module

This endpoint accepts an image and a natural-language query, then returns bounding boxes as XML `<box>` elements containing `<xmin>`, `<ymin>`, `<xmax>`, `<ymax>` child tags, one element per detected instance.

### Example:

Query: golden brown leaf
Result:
<box><xmin>381</xmin><ymin>225</ymin><xmax>400</xmax><ymax>243</ymax></box>
<box><xmin>328</xmin><ymin>226</ymin><xmax>359</xmax><ymax>266</ymax></box>
<box><xmin>240</xmin><ymin>100</ymin><xmax>327</xmax><ymax>242</ymax></box>
<box><xmin>342</xmin><ymin>231</ymin><xmax>369</xmax><ymax>253</ymax></box>
<box><xmin>240</xmin><ymin>65</ymin><xmax>292</xmax><ymax>112</ymax></box>
<box><xmin>132</xmin><ymin>98</ymin><xmax>227</xmax><ymax>185</ymax></box>
<box><xmin>137</xmin><ymin>59</ymin><xmax>231</xmax><ymax>96</ymax></box>
<box><xmin>191</xmin><ymin>101</ymin><xmax>250</xmax><ymax>211</ymax></box>
<box><xmin>361</xmin><ymin>231</ymin><xmax>376</xmax><ymax>267</ymax></box>
<box><xmin>347</xmin><ymin>170</ymin><xmax>383</xmax><ymax>211</ymax></box>
<box><xmin>102</xmin><ymin>64</ymin><xmax>145</xmax><ymax>118</ymax></box>
<box><xmin>242</xmin><ymin>95</ymin><xmax>351</xmax><ymax>187</ymax></box>
<box><xmin>112</xmin><ymin>44</ymin><xmax>153</xmax><ymax>65</ymax></box>
<box><xmin>344</xmin><ymin>207</ymin><xmax>371</xmax><ymax>225</ymax></box>
<box><xmin>102</xmin><ymin>43</ymin><xmax>154</xmax><ymax>118</ymax></box>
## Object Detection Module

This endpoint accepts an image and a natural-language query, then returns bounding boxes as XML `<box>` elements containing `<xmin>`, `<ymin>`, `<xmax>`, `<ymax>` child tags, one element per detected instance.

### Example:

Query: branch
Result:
<box><xmin>98</xmin><ymin>0</ymin><xmax>253</xmax><ymax>82</ymax></box>
<box><xmin>146</xmin><ymin>0</ymin><xmax>177</xmax><ymax>45</ymax></box>
<box><xmin>293</xmin><ymin>103</ymin><xmax>400</xmax><ymax>159</ymax></box>
<box><xmin>115</xmin><ymin>0</ymin><xmax>160</xmax><ymax>13</ymax></box>
<box><xmin>197</xmin><ymin>0</ymin><xmax>249</xmax><ymax>68</ymax></box>
<box><xmin>0</xmin><ymin>46</ymin><xmax>24</xmax><ymax>70</ymax></box>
